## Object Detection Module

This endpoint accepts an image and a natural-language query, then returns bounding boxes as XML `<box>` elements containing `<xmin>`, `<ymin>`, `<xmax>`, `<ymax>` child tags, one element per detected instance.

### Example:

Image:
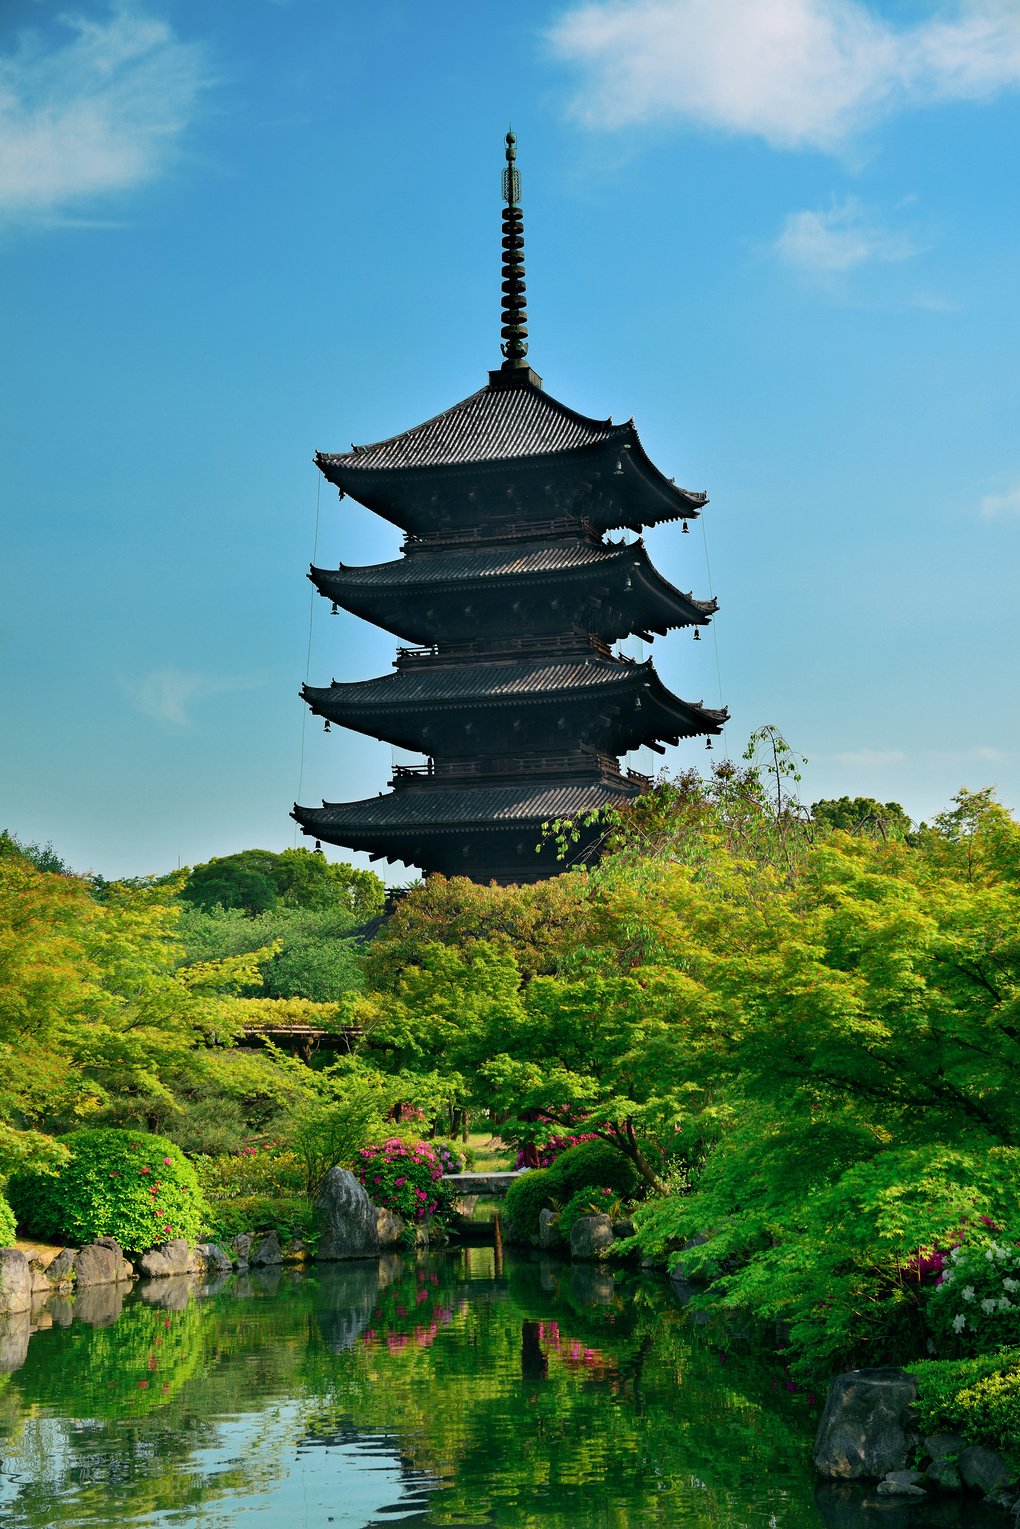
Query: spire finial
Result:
<box><xmin>499</xmin><ymin>129</ymin><xmax>528</xmax><ymax>370</ymax></box>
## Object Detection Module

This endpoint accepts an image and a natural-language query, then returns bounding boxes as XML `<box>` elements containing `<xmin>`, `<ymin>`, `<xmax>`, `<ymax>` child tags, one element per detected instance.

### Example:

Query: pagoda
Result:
<box><xmin>292</xmin><ymin>133</ymin><xmax>726</xmax><ymax>884</ymax></box>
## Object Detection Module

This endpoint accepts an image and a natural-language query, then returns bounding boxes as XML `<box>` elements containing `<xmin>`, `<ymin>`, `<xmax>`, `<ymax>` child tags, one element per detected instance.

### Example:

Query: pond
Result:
<box><xmin>0</xmin><ymin>1250</ymin><xmax>1004</xmax><ymax>1528</ymax></box>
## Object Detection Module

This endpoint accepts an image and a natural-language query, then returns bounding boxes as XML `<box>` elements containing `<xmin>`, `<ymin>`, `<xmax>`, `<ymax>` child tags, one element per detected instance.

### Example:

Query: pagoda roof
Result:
<box><xmin>294</xmin><ymin>778</ymin><xmax>636</xmax><ymax>836</ymax></box>
<box><xmin>303</xmin><ymin>655</ymin><xmax>726</xmax><ymax>753</ymax></box>
<box><xmin>315</xmin><ymin>376</ymin><xmax>706</xmax><ymax>534</ymax></box>
<box><xmin>311</xmin><ymin>539</ymin><xmax>715</xmax><ymax>645</ymax></box>
<box><xmin>324</xmin><ymin>377</ymin><xmax>616</xmax><ymax>471</ymax></box>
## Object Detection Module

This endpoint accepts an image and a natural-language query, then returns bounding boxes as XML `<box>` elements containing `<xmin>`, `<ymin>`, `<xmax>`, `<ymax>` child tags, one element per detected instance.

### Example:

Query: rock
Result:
<box><xmin>231</xmin><ymin>1233</ymin><xmax>252</xmax><ymax>1267</ymax></box>
<box><xmin>281</xmin><ymin>1237</ymin><xmax>308</xmax><ymax>1262</ymax></box>
<box><xmin>0</xmin><ymin>1311</ymin><xmax>31</xmax><ymax>1372</ymax></box>
<box><xmin>925</xmin><ymin>1432</ymin><xmax>964</xmax><ymax>1462</ymax></box>
<box><xmin>537</xmin><ymin>1208</ymin><xmax>559</xmax><ymax>1250</ymax></box>
<box><xmin>569</xmin><ymin>1213</ymin><xmax>615</xmax><ymax>1261</ymax></box>
<box><xmin>249</xmin><ymin>1231</ymin><xmax>282</xmax><ymax>1266</ymax></box>
<box><xmin>957</xmin><ymin>1444</ymin><xmax>1013</xmax><ymax>1500</ymax></box>
<box><xmin>926</xmin><ymin>1457</ymin><xmax>962</xmax><ymax>1491</ymax></box>
<box><xmin>315</xmin><ymin>1169</ymin><xmax>379</xmax><ymax>1260</ymax></box>
<box><xmin>814</xmin><ymin>1480</ymin><xmax>918</xmax><ymax>1529</ymax></box>
<box><xmin>814</xmin><ymin>1368</ymin><xmax>919</xmax><ymax>1480</ymax></box>
<box><xmin>375</xmin><ymin>1208</ymin><xmax>406</xmax><ymax>1248</ymax></box>
<box><xmin>44</xmin><ymin>1248</ymin><xmax>77</xmax><ymax>1286</ymax></box>
<box><xmin>877</xmin><ymin>1470</ymin><xmax>926</xmax><ymax>1498</ymax></box>
<box><xmin>612</xmin><ymin>1218</ymin><xmax>637</xmax><ymax>1240</ymax></box>
<box><xmin>0</xmin><ymin>1250</ymin><xmax>34</xmax><ymax>1316</ymax></box>
<box><xmin>76</xmin><ymin>1241</ymin><xmax>130</xmax><ymax>1287</ymax></box>
<box><xmin>138</xmin><ymin>1239</ymin><xmax>200</xmax><ymax>1278</ymax></box>
<box><xmin>196</xmin><ymin>1242</ymin><xmax>233</xmax><ymax>1274</ymax></box>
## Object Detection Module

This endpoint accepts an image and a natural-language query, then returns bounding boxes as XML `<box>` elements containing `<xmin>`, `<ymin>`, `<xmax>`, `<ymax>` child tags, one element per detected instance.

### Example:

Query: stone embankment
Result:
<box><xmin>813</xmin><ymin>1365</ymin><xmax>1019</xmax><ymax>1518</ymax></box>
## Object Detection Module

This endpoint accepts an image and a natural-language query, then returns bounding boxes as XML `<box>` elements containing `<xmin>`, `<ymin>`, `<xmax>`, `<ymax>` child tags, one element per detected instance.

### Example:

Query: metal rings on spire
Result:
<box><xmin>500</xmin><ymin>130</ymin><xmax>528</xmax><ymax>368</ymax></box>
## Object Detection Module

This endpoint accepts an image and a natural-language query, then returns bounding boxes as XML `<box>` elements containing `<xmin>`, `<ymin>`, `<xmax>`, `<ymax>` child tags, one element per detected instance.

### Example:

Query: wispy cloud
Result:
<box><xmin>978</xmin><ymin>484</ymin><xmax>1020</xmax><ymax>519</ymax></box>
<box><xmin>122</xmin><ymin>668</ymin><xmax>270</xmax><ymax>726</ymax></box>
<box><xmin>775</xmin><ymin>196</ymin><xmax>919</xmax><ymax>272</ymax></box>
<box><xmin>547</xmin><ymin>0</ymin><xmax>1020</xmax><ymax>152</ymax></box>
<box><xmin>0</xmin><ymin>4</ymin><xmax>210</xmax><ymax>227</ymax></box>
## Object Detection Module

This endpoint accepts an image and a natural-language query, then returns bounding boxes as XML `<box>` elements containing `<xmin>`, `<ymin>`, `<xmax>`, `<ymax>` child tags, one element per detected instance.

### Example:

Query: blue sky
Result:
<box><xmin>2</xmin><ymin>0</ymin><xmax>1018</xmax><ymax>881</ymax></box>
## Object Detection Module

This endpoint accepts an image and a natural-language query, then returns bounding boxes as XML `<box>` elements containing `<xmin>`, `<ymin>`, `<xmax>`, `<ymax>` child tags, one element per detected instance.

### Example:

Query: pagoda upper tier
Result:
<box><xmin>310</xmin><ymin>535</ymin><xmax>717</xmax><ymax>646</ymax></box>
<box><xmin>314</xmin><ymin>367</ymin><xmax>707</xmax><ymax>538</ymax></box>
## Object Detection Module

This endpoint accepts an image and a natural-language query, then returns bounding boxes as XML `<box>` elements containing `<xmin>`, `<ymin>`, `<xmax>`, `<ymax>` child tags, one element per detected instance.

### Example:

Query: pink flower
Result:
<box><xmin>163</xmin><ymin>1157</ymin><xmax>173</xmax><ymax>1165</ymax></box>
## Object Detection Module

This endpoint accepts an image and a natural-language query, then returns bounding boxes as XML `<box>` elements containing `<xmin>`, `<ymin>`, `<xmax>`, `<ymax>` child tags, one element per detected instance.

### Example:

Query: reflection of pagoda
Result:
<box><xmin>293</xmin><ymin>133</ymin><xmax>725</xmax><ymax>884</ymax></box>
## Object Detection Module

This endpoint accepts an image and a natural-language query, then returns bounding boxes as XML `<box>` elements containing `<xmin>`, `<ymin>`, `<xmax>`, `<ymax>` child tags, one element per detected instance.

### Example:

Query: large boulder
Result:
<box><xmin>814</xmin><ymin>1368</ymin><xmax>919</xmax><ymax>1480</ymax></box>
<box><xmin>76</xmin><ymin>1238</ymin><xmax>132</xmax><ymax>1287</ymax></box>
<box><xmin>315</xmin><ymin>1169</ymin><xmax>379</xmax><ymax>1260</ymax></box>
<box><xmin>196</xmin><ymin>1242</ymin><xmax>233</xmax><ymax>1274</ymax></box>
<box><xmin>570</xmin><ymin>1213</ymin><xmax>615</xmax><ymax>1261</ymax></box>
<box><xmin>0</xmin><ymin>1250</ymin><xmax>33</xmax><ymax>1316</ymax></box>
<box><xmin>538</xmin><ymin>1208</ymin><xmax>559</xmax><ymax>1251</ymax></box>
<box><xmin>138</xmin><ymin>1239</ymin><xmax>200</xmax><ymax>1278</ymax></box>
<box><xmin>249</xmin><ymin>1231</ymin><xmax>283</xmax><ymax>1267</ymax></box>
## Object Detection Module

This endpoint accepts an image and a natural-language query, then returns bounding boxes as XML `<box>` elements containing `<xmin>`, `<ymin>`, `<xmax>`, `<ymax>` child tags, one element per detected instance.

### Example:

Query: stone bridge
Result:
<box><xmin>442</xmin><ymin>1171</ymin><xmax>524</xmax><ymax>1197</ymax></box>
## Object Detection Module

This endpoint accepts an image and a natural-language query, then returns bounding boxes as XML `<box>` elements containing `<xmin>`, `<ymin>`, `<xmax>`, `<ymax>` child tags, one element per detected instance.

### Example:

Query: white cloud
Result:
<box><xmin>0</xmin><ymin>4</ymin><xmax>210</xmax><ymax>224</ymax></box>
<box><xmin>123</xmin><ymin>668</ymin><xmax>269</xmax><ymax>726</ymax></box>
<box><xmin>775</xmin><ymin>196</ymin><xmax>919</xmax><ymax>271</ymax></box>
<box><xmin>830</xmin><ymin>748</ymin><xmax>908</xmax><ymax>769</ymax></box>
<box><xmin>978</xmin><ymin>484</ymin><xmax>1020</xmax><ymax>518</ymax></box>
<box><xmin>547</xmin><ymin>0</ymin><xmax>1020</xmax><ymax>151</ymax></box>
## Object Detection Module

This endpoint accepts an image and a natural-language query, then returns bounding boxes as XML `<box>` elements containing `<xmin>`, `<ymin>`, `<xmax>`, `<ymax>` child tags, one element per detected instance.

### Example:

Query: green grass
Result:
<box><xmin>464</xmin><ymin>1132</ymin><xmax>515</xmax><ymax>1173</ymax></box>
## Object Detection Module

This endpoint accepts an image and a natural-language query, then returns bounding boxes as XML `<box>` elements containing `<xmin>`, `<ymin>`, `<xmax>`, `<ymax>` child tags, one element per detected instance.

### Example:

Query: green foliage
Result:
<box><xmin>927</xmin><ymin>1238</ymin><xmax>1020</xmax><ymax>1357</ymax></box>
<box><xmin>201</xmin><ymin>1194</ymin><xmax>314</xmax><ymax>1241</ymax></box>
<box><xmin>503</xmin><ymin>1168</ymin><xmax>559</xmax><ymax>1241</ymax></box>
<box><xmin>550</xmin><ymin>1140</ymin><xmax>640</xmax><ymax>1200</ymax></box>
<box><xmin>558</xmin><ymin>1185</ymin><xmax>622</xmax><ymax>1236</ymax></box>
<box><xmin>0</xmin><ymin>828</ymin><xmax>73</xmax><ymax>876</ymax></box>
<box><xmin>7</xmin><ymin>1128</ymin><xmax>207</xmax><ymax>1252</ymax></box>
<box><xmin>913</xmin><ymin>1351</ymin><xmax>1020</xmax><ymax>1457</ymax></box>
<box><xmin>811</xmin><ymin>796</ymin><xmax>913</xmax><ymax>838</ymax></box>
<box><xmin>0</xmin><ymin>1189</ymin><xmax>16</xmax><ymax>1245</ymax></box>
<box><xmin>181</xmin><ymin>848</ymin><xmax>383</xmax><ymax>918</ymax></box>
<box><xmin>287</xmin><ymin>1063</ymin><xmax>397</xmax><ymax>1196</ymax></box>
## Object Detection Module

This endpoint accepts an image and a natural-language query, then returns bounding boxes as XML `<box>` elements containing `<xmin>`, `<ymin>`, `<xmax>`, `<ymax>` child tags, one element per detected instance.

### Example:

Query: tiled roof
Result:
<box><xmin>297</xmin><ymin>779</ymin><xmax>635</xmax><ymax>832</ymax></box>
<box><xmin>318</xmin><ymin>379</ymin><xmax>617</xmax><ymax>472</ymax></box>
<box><xmin>316</xmin><ymin>540</ymin><xmax>611</xmax><ymax>588</ymax></box>
<box><xmin>305</xmin><ymin>655</ymin><xmax>642</xmax><ymax>709</ymax></box>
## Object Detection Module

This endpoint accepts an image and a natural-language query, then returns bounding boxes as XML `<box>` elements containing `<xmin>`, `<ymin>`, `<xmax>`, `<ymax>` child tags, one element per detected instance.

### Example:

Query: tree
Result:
<box><xmin>181</xmin><ymin>848</ymin><xmax>384</xmax><ymax>918</ymax></box>
<box><xmin>811</xmin><ymin>795</ymin><xmax>913</xmax><ymax>838</ymax></box>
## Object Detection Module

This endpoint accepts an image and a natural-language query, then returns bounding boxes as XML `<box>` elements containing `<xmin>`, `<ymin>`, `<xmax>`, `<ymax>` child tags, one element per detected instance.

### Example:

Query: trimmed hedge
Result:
<box><xmin>550</xmin><ymin>1141</ymin><xmax>640</xmax><ymax>1201</ymax></box>
<box><xmin>913</xmin><ymin>1351</ymin><xmax>1020</xmax><ymax>1460</ymax></box>
<box><xmin>7</xmin><ymin>1128</ymin><xmax>207</xmax><ymax>1253</ymax></box>
<box><xmin>504</xmin><ymin>1168</ymin><xmax>559</xmax><ymax>1241</ymax></box>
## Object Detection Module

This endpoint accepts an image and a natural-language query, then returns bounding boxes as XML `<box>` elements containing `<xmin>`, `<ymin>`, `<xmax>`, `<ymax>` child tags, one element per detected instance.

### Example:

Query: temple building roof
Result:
<box><xmin>310</xmin><ymin>539</ymin><xmax>716</xmax><ymax>645</ymax></box>
<box><xmin>295</xmin><ymin>777</ymin><xmax>636</xmax><ymax>834</ymax></box>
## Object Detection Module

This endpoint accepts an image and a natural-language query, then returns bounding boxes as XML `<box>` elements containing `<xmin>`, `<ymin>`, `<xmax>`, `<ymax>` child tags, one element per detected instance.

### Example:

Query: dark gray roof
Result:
<box><xmin>298</xmin><ymin>779</ymin><xmax>634</xmax><ymax>832</ymax></box>
<box><xmin>306</xmin><ymin>655</ymin><xmax>643</xmax><ymax>708</ymax></box>
<box><xmin>318</xmin><ymin>540</ymin><xmax>611</xmax><ymax>588</ymax></box>
<box><xmin>319</xmin><ymin>380</ymin><xmax>618</xmax><ymax>473</ymax></box>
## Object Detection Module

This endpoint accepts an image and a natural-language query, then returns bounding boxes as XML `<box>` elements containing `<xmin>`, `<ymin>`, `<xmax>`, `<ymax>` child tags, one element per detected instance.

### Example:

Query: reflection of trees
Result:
<box><xmin>0</xmin><ymin>1255</ymin><xmax>821</xmax><ymax>1528</ymax></box>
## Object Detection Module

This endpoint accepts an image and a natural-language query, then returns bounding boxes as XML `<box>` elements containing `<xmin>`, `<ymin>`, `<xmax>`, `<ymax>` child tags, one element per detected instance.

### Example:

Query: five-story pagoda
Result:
<box><xmin>293</xmin><ymin>134</ymin><xmax>726</xmax><ymax>883</ymax></box>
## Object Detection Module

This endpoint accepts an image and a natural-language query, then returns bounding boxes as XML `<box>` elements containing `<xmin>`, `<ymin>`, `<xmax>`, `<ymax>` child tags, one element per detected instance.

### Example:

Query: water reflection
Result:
<box><xmin>0</xmin><ymin>1252</ymin><xmax>999</xmax><ymax>1527</ymax></box>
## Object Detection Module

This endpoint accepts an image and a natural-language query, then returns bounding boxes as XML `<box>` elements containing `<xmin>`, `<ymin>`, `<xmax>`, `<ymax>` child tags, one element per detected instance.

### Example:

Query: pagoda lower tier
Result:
<box><xmin>310</xmin><ymin>535</ymin><xmax>716</xmax><ymax>647</ymax></box>
<box><xmin>301</xmin><ymin>651</ymin><xmax>725</xmax><ymax>759</ymax></box>
<box><xmin>292</xmin><ymin>769</ymin><xmax>646</xmax><ymax>883</ymax></box>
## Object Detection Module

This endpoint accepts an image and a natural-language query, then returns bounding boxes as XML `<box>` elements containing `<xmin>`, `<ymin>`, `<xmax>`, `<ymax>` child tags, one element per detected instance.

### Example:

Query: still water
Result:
<box><xmin>0</xmin><ymin>1251</ymin><xmax>1002</xmax><ymax>1529</ymax></box>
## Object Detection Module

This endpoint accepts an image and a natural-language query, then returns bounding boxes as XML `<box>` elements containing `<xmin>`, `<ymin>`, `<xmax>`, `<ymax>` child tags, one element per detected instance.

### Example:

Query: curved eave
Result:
<box><xmin>314</xmin><ymin>428</ymin><xmax>706</xmax><ymax>534</ymax></box>
<box><xmin>293</xmin><ymin>778</ymin><xmax>638</xmax><ymax>839</ymax></box>
<box><xmin>310</xmin><ymin>540</ymin><xmax>717</xmax><ymax>643</ymax></box>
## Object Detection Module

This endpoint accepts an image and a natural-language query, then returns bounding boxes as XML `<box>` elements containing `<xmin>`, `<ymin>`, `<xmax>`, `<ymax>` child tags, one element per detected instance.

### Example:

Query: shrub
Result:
<box><xmin>549</xmin><ymin>1141</ymin><xmax>640</xmax><ymax>1201</ymax></box>
<box><xmin>7</xmin><ymin>1128</ymin><xmax>207</xmax><ymax>1253</ymax></box>
<box><xmin>0</xmin><ymin>1190</ymin><xmax>16</xmax><ymax>1245</ymax></box>
<box><xmin>430</xmin><ymin>1139</ymin><xmax>466</xmax><ymax>1176</ymax></box>
<box><xmin>913</xmin><ymin>1351</ymin><xmax>1020</xmax><ymax>1457</ymax></box>
<box><xmin>356</xmin><ymin>1138</ymin><xmax>444</xmax><ymax>1225</ymax></box>
<box><xmin>503</xmin><ymin>1168</ymin><xmax>559</xmax><ymax>1243</ymax></box>
<box><xmin>558</xmin><ymin>1186</ymin><xmax>622</xmax><ymax>1238</ymax></box>
<box><xmin>201</xmin><ymin>1193</ymin><xmax>314</xmax><ymax>1242</ymax></box>
<box><xmin>926</xmin><ymin>1238</ymin><xmax>1020</xmax><ymax>1357</ymax></box>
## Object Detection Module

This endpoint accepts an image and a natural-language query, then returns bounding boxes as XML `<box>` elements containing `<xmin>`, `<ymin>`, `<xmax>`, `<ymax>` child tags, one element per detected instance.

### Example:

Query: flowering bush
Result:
<box><xmin>429</xmin><ymin>1139</ymin><xmax>466</xmax><ymax>1176</ymax></box>
<box><xmin>7</xmin><ymin>1128</ymin><xmax>207</xmax><ymax>1253</ymax></box>
<box><xmin>927</xmin><ymin>1239</ymin><xmax>1020</xmax><ymax>1357</ymax></box>
<box><xmin>192</xmin><ymin>1144</ymin><xmax>304</xmax><ymax>1200</ymax></box>
<box><xmin>356</xmin><ymin>1138</ymin><xmax>444</xmax><ymax>1224</ymax></box>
